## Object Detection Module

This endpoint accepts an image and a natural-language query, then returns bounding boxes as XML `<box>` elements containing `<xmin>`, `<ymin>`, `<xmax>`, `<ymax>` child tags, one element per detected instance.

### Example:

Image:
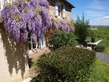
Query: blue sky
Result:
<box><xmin>67</xmin><ymin>0</ymin><xmax>109</xmax><ymax>26</ymax></box>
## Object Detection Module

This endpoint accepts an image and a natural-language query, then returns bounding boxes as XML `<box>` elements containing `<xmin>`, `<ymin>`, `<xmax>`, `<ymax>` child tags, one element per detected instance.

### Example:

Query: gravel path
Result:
<box><xmin>96</xmin><ymin>52</ymin><xmax>109</xmax><ymax>64</ymax></box>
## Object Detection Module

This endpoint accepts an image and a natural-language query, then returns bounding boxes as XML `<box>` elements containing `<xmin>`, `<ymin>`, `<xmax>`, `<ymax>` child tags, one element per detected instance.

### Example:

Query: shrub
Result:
<box><xmin>33</xmin><ymin>46</ymin><xmax>96</xmax><ymax>82</ymax></box>
<box><xmin>94</xmin><ymin>45</ymin><xmax>105</xmax><ymax>52</ymax></box>
<box><xmin>49</xmin><ymin>30</ymin><xmax>77</xmax><ymax>49</ymax></box>
<box><xmin>94</xmin><ymin>39</ymin><xmax>109</xmax><ymax>52</ymax></box>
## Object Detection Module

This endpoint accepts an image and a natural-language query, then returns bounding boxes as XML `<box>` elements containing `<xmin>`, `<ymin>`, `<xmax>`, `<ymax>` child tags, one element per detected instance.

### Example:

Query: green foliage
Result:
<box><xmin>33</xmin><ymin>47</ymin><xmax>96</xmax><ymax>82</ymax></box>
<box><xmin>88</xmin><ymin>30</ymin><xmax>98</xmax><ymax>37</ymax></box>
<box><xmin>95</xmin><ymin>39</ymin><xmax>109</xmax><ymax>52</ymax></box>
<box><xmin>49</xmin><ymin>30</ymin><xmax>77</xmax><ymax>49</ymax></box>
<box><xmin>89</xmin><ymin>59</ymin><xmax>109</xmax><ymax>82</ymax></box>
<box><xmin>74</xmin><ymin>15</ymin><xmax>89</xmax><ymax>43</ymax></box>
<box><xmin>88</xmin><ymin>27</ymin><xmax>109</xmax><ymax>40</ymax></box>
<box><xmin>94</xmin><ymin>45</ymin><xmax>105</xmax><ymax>52</ymax></box>
<box><xmin>97</xmin><ymin>27</ymin><xmax>109</xmax><ymax>39</ymax></box>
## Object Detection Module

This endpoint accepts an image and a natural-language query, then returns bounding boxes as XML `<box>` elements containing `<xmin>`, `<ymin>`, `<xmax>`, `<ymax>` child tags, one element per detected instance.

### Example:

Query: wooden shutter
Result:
<box><xmin>55</xmin><ymin>0</ymin><xmax>58</xmax><ymax>17</ymax></box>
<box><xmin>7</xmin><ymin>0</ymin><xmax>10</xmax><ymax>3</ymax></box>
<box><xmin>0</xmin><ymin>0</ymin><xmax>1</xmax><ymax>10</ymax></box>
<box><xmin>0</xmin><ymin>0</ymin><xmax>4</xmax><ymax>11</ymax></box>
<box><xmin>40</xmin><ymin>32</ymin><xmax>45</xmax><ymax>49</ymax></box>
<box><xmin>62</xmin><ymin>5</ymin><xmax>66</xmax><ymax>19</ymax></box>
<box><xmin>10</xmin><ymin>0</ymin><xmax>12</xmax><ymax>4</ymax></box>
<box><xmin>28</xmin><ymin>33</ymin><xmax>32</xmax><ymax>50</ymax></box>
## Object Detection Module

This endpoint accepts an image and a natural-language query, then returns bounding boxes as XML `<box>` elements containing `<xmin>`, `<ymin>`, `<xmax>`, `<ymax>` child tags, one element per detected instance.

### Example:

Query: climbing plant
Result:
<box><xmin>1</xmin><ymin>0</ymin><xmax>73</xmax><ymax>43</ymax></box>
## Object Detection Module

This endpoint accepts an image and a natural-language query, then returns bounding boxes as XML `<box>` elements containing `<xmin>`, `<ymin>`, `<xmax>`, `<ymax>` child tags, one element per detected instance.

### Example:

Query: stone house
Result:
<box><xmin>0</xmin><ymin>0</ymin><xmax>75</xmax><ymax>82</ymax></box>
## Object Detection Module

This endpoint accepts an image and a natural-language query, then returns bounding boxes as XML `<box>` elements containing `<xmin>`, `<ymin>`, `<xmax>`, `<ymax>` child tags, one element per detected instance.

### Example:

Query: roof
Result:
<box><xmin>48</xmin><ymin>0</ymin><xmax>75</xmax><ymax>8</ymax></box>
<box><xmin>64</xmin><ymin>0</ymin><xmax>75</xmax><ymax>8</ymax></box>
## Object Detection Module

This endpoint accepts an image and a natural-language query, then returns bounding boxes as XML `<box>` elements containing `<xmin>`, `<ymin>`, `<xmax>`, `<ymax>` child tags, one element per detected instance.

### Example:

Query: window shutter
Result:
<box><xmin>0</xmin><ymin>0</ymin><xmax>4</xmax><ymax>11</ymax></box>
<box><xmin>28</xmin><ymin>33</ymin><xmax>32</xmax><ymax>50</ymax></box>
<box><xmin>40</xmin><ymin>32</ymin><xmax>45</xmax><ymax>49</ymax></box>
<box><xmin>8</xmin><ymin>0</ymin><xmax>10</xmax><ymax>3</ymax></box>
<box><xmin>55</xmin><ymin>1</ymin><xmax>58</xmax><ymax>17</ymax></box>
<box><xmin>10</xmin><ymin>0</ymin><xmax>12</xmax><ymax>4</ymax></box>
<box><xmin>0</xmin><ymin>0</ymin><xmax>1</xmax><ymax>10</ymax></box>
<box><xmin>62</xmin><ymin>5</ymin><xmax>66</xmax><ymax>19</ymax></box>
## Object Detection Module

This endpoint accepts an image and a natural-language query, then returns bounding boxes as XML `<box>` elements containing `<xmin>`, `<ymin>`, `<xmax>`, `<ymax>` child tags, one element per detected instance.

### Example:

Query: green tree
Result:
<box><xmin>74</xmin><ymin>15</ymin><xmax>90</xmax><ymax>44</ymax></box>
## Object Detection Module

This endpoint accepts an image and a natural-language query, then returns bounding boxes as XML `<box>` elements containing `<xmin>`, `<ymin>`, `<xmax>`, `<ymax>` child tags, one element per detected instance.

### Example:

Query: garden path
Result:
<box><xmin>96</xmin><ymin>52</ymin><xmax>109</xmax><ymax>64</ymax></box>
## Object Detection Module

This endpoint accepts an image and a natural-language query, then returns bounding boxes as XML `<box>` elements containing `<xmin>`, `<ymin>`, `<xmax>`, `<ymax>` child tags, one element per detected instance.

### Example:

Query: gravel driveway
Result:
<box><xmin>96</xmin><ymin>52</ymin><xmax>109</xmax><ymax>64</ymax></box>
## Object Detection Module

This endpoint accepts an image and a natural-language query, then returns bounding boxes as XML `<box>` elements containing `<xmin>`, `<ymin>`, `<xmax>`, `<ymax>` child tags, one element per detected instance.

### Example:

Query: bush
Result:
<box><xmin>94</xmin><ymin>39</ymin><xmax>109</xmax><ymax>52</ymax></box>
<box><xmin>94</xmin><ymin>45</ymin><xmax>105</xmax><ymax>52</ymax></box>
<box><xmin>49</xmin><ymin>30</ymin><xmax>77</xmax><ymax>49</ymax></box>
<box><xmin>33</xmin><ymin>47</ymin><xmax>96</xmax><ymax>82</ymax></box>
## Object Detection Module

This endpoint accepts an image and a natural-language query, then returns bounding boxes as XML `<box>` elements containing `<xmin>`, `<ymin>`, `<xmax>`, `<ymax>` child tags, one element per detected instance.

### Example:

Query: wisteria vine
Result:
<box><xmin>52</xmin><ymin>19</ymin><xmax>74</xmax><ymax>32</ymax></box>
<box><xmin>1</xmin><ymin>0</ymin><xmax>73</xmax><ymax>42</ymax></box>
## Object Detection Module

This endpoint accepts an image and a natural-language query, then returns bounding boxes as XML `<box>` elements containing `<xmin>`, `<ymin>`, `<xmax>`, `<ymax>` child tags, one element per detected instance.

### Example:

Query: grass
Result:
<box><xmin>88</xmin><ymin>27</ymin><xmax>109</xmax><ymax>53</ymax></box>
<box><xmin>89</xmin><ymin>59</ymin><xmax>109</xmax><ymax>82</ymax></box>
<box><xmin>88</xmin><ymin>27</ymin><xmax>109</xmax><ymax>40</ymax></box>
<box><xmin>87</xmin><ymin>36</ymin><xmax>100</xmax><ymax>42</ymax></box>
<box><xmin>96</xmin><ymin>27</ymin><xmax>109</xmax><ymax>39</ymax></box>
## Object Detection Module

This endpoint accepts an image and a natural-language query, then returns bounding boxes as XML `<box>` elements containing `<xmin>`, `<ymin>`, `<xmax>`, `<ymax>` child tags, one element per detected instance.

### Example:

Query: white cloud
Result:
<box><xmin>90</xmin><ymin>16</ymin><xmax>109</xmax><ymax>26</ymax></box>
<box><xmin>102</xmin><ymin>16</ymin><xmax>109</xmax><ymax>19</ymax></box>
<box><xmin>86</xmin><ymin>0</ymin><xmax>109</xmax><ymax>10</ymax></box>
<box><xmin>85</xmin><ymin>10</ymin><xmax>108</xmax><ymax>17</ymax></box>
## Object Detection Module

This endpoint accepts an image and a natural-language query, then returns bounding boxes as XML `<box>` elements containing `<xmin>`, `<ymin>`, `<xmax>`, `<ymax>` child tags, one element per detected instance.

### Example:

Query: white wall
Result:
<box><xmin>0</xmin><ymin>0</ymin><xmax>14</xmax><ymax>11</ymax></box>
<box><xmin>0</xmin><ymin>23</ymin><xmax>29</xmax><ymax>82</ymax></box>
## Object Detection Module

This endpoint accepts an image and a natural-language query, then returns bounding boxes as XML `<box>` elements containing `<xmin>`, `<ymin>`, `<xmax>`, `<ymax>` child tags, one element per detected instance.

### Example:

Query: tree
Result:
<box><xmin>74</xmin><ymin>15</ymin><xmax>89</xmax><ymax>44</ymax></box>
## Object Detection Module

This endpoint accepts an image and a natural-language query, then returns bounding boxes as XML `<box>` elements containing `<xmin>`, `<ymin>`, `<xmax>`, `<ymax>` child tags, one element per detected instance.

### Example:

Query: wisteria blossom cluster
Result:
<box><xmin>1</xmin><ymin>0</ymin><xmax>51</xmax><ymax>42</ymax></box>
<box><xmin>52</xmin><ymin>19</ymin><xmax>74</xmax><ymax>32</ymax></box>
<box><xmin>1</xmin><ymin>0</ymin><xmax>74</xmax><ymax>42</ymax></box>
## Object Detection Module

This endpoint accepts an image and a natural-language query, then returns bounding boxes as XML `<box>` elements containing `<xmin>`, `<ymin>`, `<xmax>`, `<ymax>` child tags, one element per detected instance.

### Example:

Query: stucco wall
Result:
<box><xmin>0</xmin><ymin>23</ymin><xmax>29</xmax><ymax>82</ymax></box>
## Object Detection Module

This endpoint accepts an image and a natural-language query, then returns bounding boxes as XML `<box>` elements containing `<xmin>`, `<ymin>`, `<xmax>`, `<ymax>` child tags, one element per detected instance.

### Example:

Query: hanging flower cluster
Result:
<box><xmin>52</xmin><ymin>19</ymin><xmax>74</xmax><ymax>32</ymax></box>
<box><xmin>1</xmin><ymin>0</ymin><xmax>51</xmax><ymax>42</ymax></box>
<box><xmin>1</xmin><ymin>0</ymin><xmax>74</xmax><ymax>43</ymax></box>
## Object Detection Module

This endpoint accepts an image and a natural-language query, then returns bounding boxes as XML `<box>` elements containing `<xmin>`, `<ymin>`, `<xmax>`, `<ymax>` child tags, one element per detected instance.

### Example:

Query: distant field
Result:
<box><xmin>97</xmin><ymin>27</ymin><xmax>109</xmax><ymax>39</ymax></box>
<box><xmin>87</xmin><ymin>27</ymin><xmax>109</xmax><ymax>53</ymax></box>
<box><xmin>98</xmin><ymin>27</ymin><xmax>109</xmax><ymax>53</ymax></box>
<box><xmin>88</xmin><ymin>27</ymin><xmax>109</xmax><ymax>41</ymax></box>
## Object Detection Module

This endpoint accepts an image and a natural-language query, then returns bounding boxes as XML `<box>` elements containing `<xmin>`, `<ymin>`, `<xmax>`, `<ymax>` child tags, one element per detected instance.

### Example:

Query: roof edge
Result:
<box><xmin>65</xmin><ymin>0</ymin><xmax>75</xmax><ymax>8</ymax></box>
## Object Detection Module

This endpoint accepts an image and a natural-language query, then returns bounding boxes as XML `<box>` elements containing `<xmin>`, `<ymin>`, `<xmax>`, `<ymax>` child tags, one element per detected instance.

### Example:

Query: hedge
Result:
<box><xmin>49</xmin><ymin>30</ymin><xmax>77</xmax><ymax>50</ymax></box>
<box><xmin>94</xmin><ymin>45</ymin><xmax>105</xmax><ymax>52</ymax></box>
<box><xmin>33</xmin><ymin>47</ymin><xmax>96</xmax><ymax>82</ymax></box>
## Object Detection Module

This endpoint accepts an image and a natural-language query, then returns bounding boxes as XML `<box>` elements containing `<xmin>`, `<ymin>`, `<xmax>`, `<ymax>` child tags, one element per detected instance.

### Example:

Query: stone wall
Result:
<box><xmin>49</xmin><ymin>1</ymin><xmax>72</xmax><ymax>22</ymax></box>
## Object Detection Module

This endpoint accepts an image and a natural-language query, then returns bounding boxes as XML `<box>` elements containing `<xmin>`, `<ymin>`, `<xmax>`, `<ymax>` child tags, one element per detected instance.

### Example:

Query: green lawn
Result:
<box><xmin>89</xmin><ymin>59</ymin><xmax>109</xmax><ymax>82</ymax></box>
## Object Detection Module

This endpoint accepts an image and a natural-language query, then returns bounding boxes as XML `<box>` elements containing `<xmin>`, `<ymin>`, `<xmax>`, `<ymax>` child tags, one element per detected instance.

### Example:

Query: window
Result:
<box><xmin>58</xmin><ymin>5</ymin><xmax>62</xmax><ymax>16</ymax></box>
<box><xmin>0</xmin><ymin>0</ymin><xmax>14</xmax><ymax>11</ymax></box>
<box><xmin>62</xmin><ymin>5</ymin><xmax>66</xmax><ymax>19</ymax></box>
<box><xmin>28</xmin><ymin>32</ymin><xmax>45</xmax><ymax>51</ymax></box>
<box><xmin>10</xmin><ymin>0</ymin><xmax>13</xmax><ymax>4</ymax></box>
<box><xmin>0</xmin><ymin>0</ymin><xmax>4</xmax><ymax>11</ymax></box>
<box><xmin>55</xmin><ymin>1</ymin><xmax>58</xmax><ymax>18</ymax></box>
<box><xmin>55</xmin><ymin>1</ymin><xmax>66</xmax><ymax>18</ymax></box>
<box><xmin>28</xmin><ymin>33</ymin><xmax>36</xmax><ymax>50</ymax></box>
<box><xmin>0</xmin><ymin>1</ymin><xmax>1</xmax><ymax>11</ymax></box>
<box><xmin>40</xmin><ymin>32</ymin><xmax>45</xmax><ymax>49</ymax></box>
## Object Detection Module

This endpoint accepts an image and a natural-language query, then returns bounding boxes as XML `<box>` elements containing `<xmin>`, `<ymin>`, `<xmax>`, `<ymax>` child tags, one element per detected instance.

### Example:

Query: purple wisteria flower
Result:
<box><xmin>1</xmin><ymin>0</ymin><xmax>51</xmax><ymax>42</ymax></box>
